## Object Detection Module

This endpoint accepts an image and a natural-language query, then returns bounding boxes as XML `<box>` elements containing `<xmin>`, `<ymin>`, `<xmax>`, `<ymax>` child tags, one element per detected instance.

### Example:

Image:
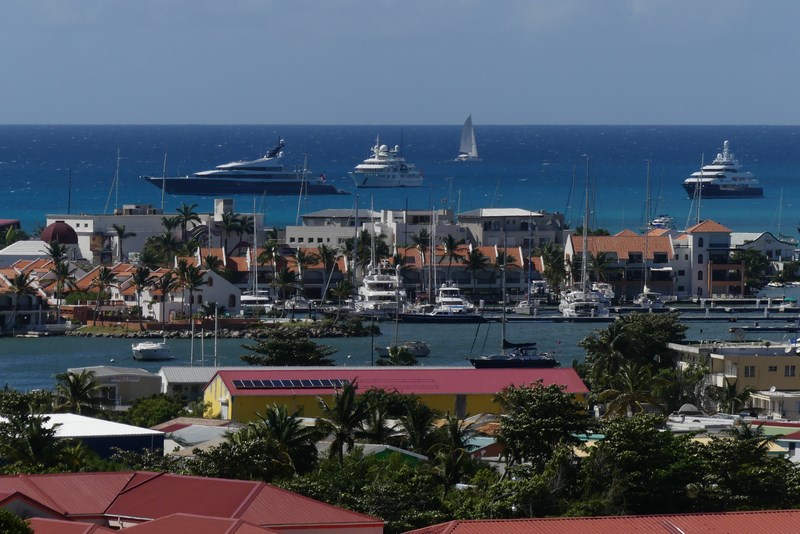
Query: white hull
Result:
<box><xmin>351</xmin><ymin>136</ymin><xmax>423</xmax><ymax>188</ymax></box>
<box><xmin>131</xmin><ymin>341</ymin><xmax>173</xmax><ymax>361</ymax></box>
<box><xmin>455</xmin><ymin>115</ymin><xmax>480</xmax><ymax>161</ymax></box>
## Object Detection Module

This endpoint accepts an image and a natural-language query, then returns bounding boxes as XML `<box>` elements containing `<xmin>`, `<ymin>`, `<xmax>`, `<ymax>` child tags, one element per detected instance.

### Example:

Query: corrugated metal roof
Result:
<box><xmin>122</xmin><ymin>513</ymin><xmax>277</xmax><ymax>533</ymax></box>
<box><xmin>67</xmin><ymin>365</ymin><xmax>157</xmax><ymax>378</ymax></box>
<box><xmin>405</xmin><ymin>510</ymin><xmax>800</xmax><ymax>533</ymax></box>
<box><xmin>17</xmin><ymin>472</ymin><xmax>136</xmax><ymax>516</ymax></box>
<box><xmin>215</xmin><ymin>367</ymin><xmax>589</xmax><ymax>397</ymax></box>
<box><xmin>29</xmin><ymin>517</ymin><xmax>116</xmax><ymax>533</ymax></box>
<box><xmin>459</xmin><ymin>208</ymin><xmax>542</xmax><ymax>218</ymax></box>
<box><xmin>158</xmin><ymin>366</ymin><xmax>254</xmax><ymax>384</ymax></box>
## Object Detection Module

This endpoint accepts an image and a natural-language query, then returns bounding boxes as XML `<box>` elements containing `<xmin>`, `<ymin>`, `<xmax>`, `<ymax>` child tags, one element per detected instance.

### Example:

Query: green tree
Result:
<box><xmin>48</xmin><ymin>260</ymin><xmax>77</xmax><ymax>325</ymax></box>
<box><xmin>251</xmin><ymin>403</ymin><xmax>321</xmax><ymax>474</ymax></box>
<box><xmin>707</xmin><ymin>377</ymin><xmax>754</xmax><ymax>415</ymax></box>
<box><xmin>538</xmin><ymin>242</ymin><xmax>567</xmax><ymax>292</ymax></box>
<box><xmin>89</xmin><ymin>266</ymin><xmax>117</xmax><ymax>325</ymax></box>
<box><xmin>317</xmin><ymin>244</ymin><xmax>339</xmax><ymax>299</ymax></box>
<box><xmin>175</xmin><ymin>202</ymin><xmax>201</xmax><ymax>243</ymax></box>
<box><xmin>240</xmin><ymin>328</ymin><xmax>336</xmax><ymax>366</ymax></box>
<box><xmin>589</xmin><ymin>251</ymin><xmax>614</xmax><ymax>282</ymax></box>
<box><xmin>121</xmin><ymin>394</ymin><xmax>188</xmax><ymax>428</ymax></box>
<box><xmin>330</xmin><ymin>280</ymin><xmax>354</xmax><ymax>320</ymax></box>
<box><xmin>315</xmin><ymin>381</ymin><xmax>371</xmax><ymax>462</ymax></box>
<box><xmin>174</xmin><ymin>262</ymin><xmax>207</xmax><ymax>318</ymax></box>
<box><xmin>160</xmin><ymin>215</ymin><xmax>181</xmax><ymax>234</ymax></box>
<box><xmin>112</xmin><ymin>223</ymin><xmax>136</xmax><ymax>263</ymax></box>
<box><xmin>6</xmin><ymin>272</ymin><xmax>36</xmax><ymax>330</ymax></box>
<box><xmin>189</xmin><ymin>428</ymin><xmax>294</xmax><ymax>482</ymax></box>
<box><xmin>579</xmin><ymin>312</ymin><xmax>687</xmax><ymax>390</ymax></box>
<box><xmin>730</xmin><ymin>248</ymin><xmax>770</xmax><ymax>293</ymax></box>
<box><xmin>438</xmin><ymin>234</ymin><xmax>465</xmax><ymax>282</ymax></box>
<box><xmin>578</xmin><ymin>414</ymin><xmax>703</xmax><ymax>515</ymax></box>
<box><xmin>44</xmin><ymin>240</ymin><xmax>68</xmax><ymax>265</ymax></box>
<box><xmin>0</xmin><ymin>509</ymin><xmax>33</xmax><ymax>534</ymax></box>
<box><xmin>0</xmin><ymin>412</ymin><xmax>66</xmax><ymax>470</ymax></box>
<box><xmin>218</xmin><ymin>211</ymin><xmax>241</xmax><ymax>255</ymax></box>
<box><xmin>272</xmin><ymin>266</ymin><xmax>301</xmax><ymax>308</ymax></box>
<box><xmin>397</xmin><ymin>401</ymin><xmax>441</xmax><ymax>454</ymax></box>
<box><xmin>430</xmin><ymin>413</ymin><xmax>479</xmax><ymax>495</ymax></box>
<box><xmin>53</xmin><ymin>370</ymin><xmax>104</xmax><ymax>416</ymax></box>
<box><xmin>130</xmin><ymin>266</ymin><xmax>154</xmax><ymax>327</ymax></box>
<box><xmin>494</xmin><ymin>381</ymin><xmax>591</xmax><ymax>470</ymax></box>
<box><xmin>294</xmin><ymin>249</ymin><xmax>320</xmax><ymax>287</ymax></box>
<box><xmin>464</xmin><ymin>248</ymin><xmax>490</xmax><ymax>297</ymax></box>
<box><xmin>596</xmin><ymin>361</ymin><xmax>666</xmax><ymax>418</ymax></box>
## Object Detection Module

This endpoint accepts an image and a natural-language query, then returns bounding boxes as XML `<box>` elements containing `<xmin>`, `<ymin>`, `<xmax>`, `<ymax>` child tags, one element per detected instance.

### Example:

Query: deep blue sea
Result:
<box><xmin>1</xmin><ymin>125</ymin><xmax>799</xmax><ymax>235</ymax></box>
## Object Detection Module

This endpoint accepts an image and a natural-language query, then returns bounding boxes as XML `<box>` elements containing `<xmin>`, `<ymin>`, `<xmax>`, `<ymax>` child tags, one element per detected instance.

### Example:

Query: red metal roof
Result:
<box><xmin>405</xmin><ymin>510</ymin><xmax>800</xmax><ymax>533</ymax></box>
<box><xmin>28</xmin><ymin>517</ymin><xmax>115</xmax><ymax>533</ymax></box>
<box><xmin>216</xmin><ymin>367</ymin><xmax>589</xmax><ymax>397</ymax></box>
<box><xmin>23</xmin><ymin>472</ymin><xmax>136</xmax><ymax>515</ymax></box>
<box><xmin>122</xmin><ymin>513</ymin><xmax>277</xmax><ymax>533</ymax></box>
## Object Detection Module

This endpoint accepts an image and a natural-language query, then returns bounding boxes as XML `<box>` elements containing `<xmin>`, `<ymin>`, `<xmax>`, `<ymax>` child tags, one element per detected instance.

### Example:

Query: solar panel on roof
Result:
<box><xmin>232</xmin><ymin>380</ymin><xmax>244</xmax><ymax>388</ymax></box>
<box><xmin>311</xmin><ymin>379</ymin><xmax>323</xmax><ymax>387</ymax></box>
<box><xmin>301</xmin><ymin>379</ymin><xmax>313</xmax><ymax>387</ymax></box>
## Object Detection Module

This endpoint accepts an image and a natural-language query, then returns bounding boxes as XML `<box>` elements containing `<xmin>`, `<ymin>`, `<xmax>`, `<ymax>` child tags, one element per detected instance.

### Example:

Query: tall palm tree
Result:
<box><xmin>232</xmin><ymin>214</ymin><xmax>255</xmax><ymax>256</ymax></box>
<box><xmin>90</xmin><ymin>266</ymin><xmax>117</xmax><ymax>326</ymax></box>
<box><xmin>317</xmin><ymin>244</ymin><xmax>338</xmax><ymax>299</ymax></box>
<box><xmin>411</xmin><ymin>228</ymin><xmax>431</xmax><ymax>296</ymax></box>
<box><xmin>329</xmin><ymin>280</ymin><xmax>354</xmax><ymax>320</ymax></box>
<box><xmin>6</xmin><ymin>272</ymin><xmax>36</xmax><ymax>330</ymax></box>
<box><xmin>112</xmin><ymin>223</ymin><xmax>137</xmax><ymax>263</ymax></box>
<box><xmin>53</xmin><ymin>370</ymin><xmax>104</xmax><ymax>415</ymax></box>
<box><xmin>178</xmin><ymin>264</ymin><xmax>207</xmax><ymax>318</ymax></box>
<box><xmin>45</xmin><ymin>241</ymin><xmax>69</xmax><ymax>265</ymax></box>
<box><xmin>49</xmin><ymin>260</ymin><xmax>77</xmax><ymax>324</ymax></box>
<box><xmin>154</xmin><ymin>232</ymin><xmax>182</xmax><ymax>265</ymax></box>
<box><xmin>130</xmin><ymin>266</ymin><xmax>154</xmax><ymax>327</ymax></box>
<box><xmin>272</xmin><ymin>267</ymin><xmax>300</xmax><ymax>312</ymax></box>
<box><xmin>589</xmin><ymin>251</ymin><xmax>613</xmax><ymax>283</ymax></box>
<box><xmin>430</xmin><ymin>413</ymin><xmax>477</xmax><ymax>494</ymax></box>
<box><xmin>539</xmin><ymin>242</ymin><xmax>567</xmax><ymax>293</ymax></box>
<box><xmin>175</xmin><ymin>203</ymin><xmax>201</xmax><ymax>243</ymax></box>
<box><xmin>464</xmin><ymin>248</ymin><xmax>490</xmax><ymax>297</ymax></box>
<box><xmin>218</xmin><ymin>211</ymin><xmax>241</xmax><ymax>255</ymax></box>
<box><xmin>258</xmin><ymin>238</ymin><xmax>280</xmax><ymax>287</ymax></box>
<box><xmin>438</xmin><ymin>235</ymin><xmax>465</xmax><ymax>282</ymax></box>
<box><xmin>153</xmin><ymin>271</ymin><xmax>179</xmax><ymax>327</ymax></box>
<box><xmin>294</xmin><ymin>249</ymin><xmax>320</xmax><ymax>289</ymax></box>
<box><xmin>398</xmin><ymin>402</ymin><xmax>440</xmax><ymax>454</ymax></box>
<box><xmin>203</xmin><ymin>255</ymin><xmax>226</xmax><ymax>276</ymax></box>
<box><xmin>160</xmin><ymin>215</ymin><xmax>181</xmax><ymax>234</ymax></box>
<box><xmin>315</xmin><ymin>381</ymin><xmax>371</xmax><ymax>462</ymax></box>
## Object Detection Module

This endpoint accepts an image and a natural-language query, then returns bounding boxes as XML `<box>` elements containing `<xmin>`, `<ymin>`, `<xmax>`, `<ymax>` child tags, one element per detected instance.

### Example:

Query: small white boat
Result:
<box><xmin>455</xmin><ymin>115</ymin><xmax>481</xmax><ymax>161</ymax></box>
<box><xmin>375</xmin><ymin>340</ymin><xmax>431</xmax><ymax>358</ymax></box>
<box><xmin>131</xmin><ymin>339</ymin><xmax>173</xmax><ymax>361</ymax></box>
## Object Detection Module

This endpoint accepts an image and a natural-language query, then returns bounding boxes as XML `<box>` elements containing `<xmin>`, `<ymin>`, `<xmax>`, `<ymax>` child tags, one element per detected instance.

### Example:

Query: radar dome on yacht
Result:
<box><xmin>379</xmin><ymin>144</ymin><xmax>389</xmax><ymax>152</ymax></box>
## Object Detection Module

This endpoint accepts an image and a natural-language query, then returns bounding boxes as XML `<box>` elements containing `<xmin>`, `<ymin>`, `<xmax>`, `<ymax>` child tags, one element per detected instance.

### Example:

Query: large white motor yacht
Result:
<box><xmin>350</xmin><ymin>136</ymin><xmax>423</xmax><ymax>188</ymax></box>
<box><xmin>682</xmin><ymin>140</ymin><xmax>763</xmax><ymax>198</ymax></box>
<box><xmin>355</xmin><ymin>260</ymin><xmax>405</xmax><ymax>313</ymax></box>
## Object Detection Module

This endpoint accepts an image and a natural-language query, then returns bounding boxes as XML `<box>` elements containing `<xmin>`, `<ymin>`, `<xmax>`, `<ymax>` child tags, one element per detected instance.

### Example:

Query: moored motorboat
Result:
<box><xmin>131</xmin><ymin>339</ymin><xmax>173</xmax><ymax>361</ymax></box>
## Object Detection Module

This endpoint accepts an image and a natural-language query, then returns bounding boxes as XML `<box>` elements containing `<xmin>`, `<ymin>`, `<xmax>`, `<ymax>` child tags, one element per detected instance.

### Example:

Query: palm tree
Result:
<box><xmin>160</xmin><ymin>215</ymin><xmax>181</xmax><ymax>234</ymax></box>
<box><xmin>438</xmin><ymin>235</ymin><xmax>465</xmax><ymax>282</ymax></box>
<box><xmin>53</xmin><ymin>370</ymin><xmax>104</xmax><ymax>415</ymax></box>
<box><xmin>430</xmin><ymin>413</ymin><xmax>478</xmax><ymax>494</ymax></box>
<box><xmin>317</xmin><ymin>244</ymin><xmax>338</xmax><ymax>299</ymax></box>
<box><xmin>154</xmin><ymin>231</ymin><xmax>182</xmax><ymax>265</ymax></box>
<box><xmin>178</xmin><ymin>264</ymin><xmax>207</xmax><ymax>318</ymax></box>
<box><xmin>258</xmin><ymin>238</ymin><xmax>280</xmax><ymax>286</ymax></box>
<box><xmin>272</xmin><ymin>267</ymin><xmax>300</xmax><ymax>313</ymax></box>
<box><xmin>175</xmin><ymin>203</ymin><xmax>201</xmax><ymax>243</ymax></box>
<box><xmin>6</xmin><ymin>272</ymin><xmax>36</xmax><ymax>330</ymax></box>
<box><xmin>49</xmin><ymin>260</ymin><xmax>77</xmax><ymax>324</ymax></box>
<box><xmin>329</xmin><ymin>280</ymin><xmax>354</xmax><ymax>320</ymax></box>
<box><xmin>90</xmin><ymin>266</ymin><xmax>117</xmax><ymax>326</ymax></box>
<box><xmin>315</xmin><ymin>381</ymin><xmax>371</xmax><ymax>462</ymax></box>
<box><xmin>398</xmin><ymin>402</ymin><xmax>440</xmax><ymax>454</ymax></box>
<box><xmin>464</xmin><ymin>248</ymin><xmax>490</xmax><ymax>297</ymax></box>
<box><xmin>411</xmin><ymin>228</ymin><xmax>431</xmax><ymax>297</ymax></box>
<box><xmin>597</xmin><ymin>361</ymin><xmax>665</xmax><ymax>418</ymax></box>
<box><xmin>589</xmin><ymin>251</ymin><xmax>613</xmax><ymax>283</ymax></box>
<box><xmin>232</xmin><ymin>214</ymin><xmax>255</xmax><ymax>256</ymax></box>
<box><xmin>539</xmin><ymin>242</ymin><xmax>567</xmax><ymax>293</ymax></box>
<box><xmin>130</xmin><ymin>266</ymin><xmax>154</xmax><ymax>327</ymax></box>
<box><xmin>45</xmin><ymin>241</ymin><xmax>69</xmax><ymax>265</ymax></box>
<box><xmin>253</xmin><ymin>403</ymin><xmax>321</xmax><ymax>474</ymax></box>
<box><xmin>111</xmin><ymin>223</ymin><xmax>137</xmax><ymax>263</ymax></box>
<box><xmin>710</xmin><ymin>377</ymin><xmax>755</xmax><ymax>415</ymax></box>
<box><xmin>153</xmin><ymin>272</ymin><xmax>179</xmax><ymax>327</ymax></box>
<box><xmin>294</xmin><ymin>249</ymin><xmax>320</xmax><ymax>288</ymax></box>
<box><xmin>203</xmin><ymin>255</ymin><xmax>226</xmax><ymax>276</ymax></box>
<box><xmin>137</xmin><ymin>247</ymin><xmax>163</xmax><ymax>269</ymax></box>
<box><xmin>218</xmin><ymin>211</ymin><xmax>241</xmax><ymax>255</ymax></box>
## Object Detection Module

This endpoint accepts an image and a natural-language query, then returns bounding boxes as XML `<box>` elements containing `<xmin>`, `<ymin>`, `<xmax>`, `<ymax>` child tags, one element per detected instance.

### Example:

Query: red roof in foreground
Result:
<box><xmin>122</xmin><ymin>513</ymin><xmax>277</xmax><ymax>534</ymax></box>
<box><xmin>405</xmin><ymin>510</ymin><xmax>800</xmax><ymax>533</ymax></box>
<box><xmin>28</xmin><ymin>517</ymin><xmax>115</xmax><ymax>533</ymax></box>
<box><xmin>216</xmin><ymin>367</ymin><xmax>589</xmax><ymax>396</ymax></box>
<box><xmin>0</xmin><ymin>471</ymin><xmax>382</xmax><ymax>531</ymax></box>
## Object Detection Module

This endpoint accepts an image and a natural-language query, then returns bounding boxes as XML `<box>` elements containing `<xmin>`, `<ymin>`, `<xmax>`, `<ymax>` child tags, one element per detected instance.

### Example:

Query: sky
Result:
<box><xmin>1</xmin><ymin>0</ymin><xmax>798</xmax><ymax>125</ymax></box>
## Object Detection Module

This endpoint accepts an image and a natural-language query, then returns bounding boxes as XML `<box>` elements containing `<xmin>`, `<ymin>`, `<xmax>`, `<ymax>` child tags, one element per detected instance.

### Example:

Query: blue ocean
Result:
<box><xmin>1</xmin><ymin>125</ymin><xmax>799</xmax><ymax>235</ymax></box>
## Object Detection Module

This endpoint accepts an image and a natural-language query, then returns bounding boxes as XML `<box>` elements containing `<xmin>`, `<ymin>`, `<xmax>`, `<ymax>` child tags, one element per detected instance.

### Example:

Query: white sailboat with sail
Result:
<box><xmin>455</xmin><ymin>115</ymin><xmax>481</xmax><ymax>161</ymax></box>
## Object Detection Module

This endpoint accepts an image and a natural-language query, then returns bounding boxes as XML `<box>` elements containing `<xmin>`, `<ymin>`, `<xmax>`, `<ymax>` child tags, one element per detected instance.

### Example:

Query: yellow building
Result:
<box><xmin>204</xmin><ymin>366</ymin><xmax>589</xmax><ymax>423</ymax></box>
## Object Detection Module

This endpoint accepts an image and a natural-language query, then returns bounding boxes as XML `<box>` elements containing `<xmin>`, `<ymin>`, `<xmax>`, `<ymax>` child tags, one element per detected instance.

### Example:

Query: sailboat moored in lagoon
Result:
<box><xmin>455</xmin><ymin>115</ymin><xmax>481</xmax><ymax>161</ymax></box>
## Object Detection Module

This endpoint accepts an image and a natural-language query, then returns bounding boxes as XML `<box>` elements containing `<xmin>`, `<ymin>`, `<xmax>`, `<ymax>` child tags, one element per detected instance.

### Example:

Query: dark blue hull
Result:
<box><xmin>143</xmin><ymin>176</ymin><xmax>347</xmax><ymax>196</ymax></box>
<box><xmin>398</xmin><ymin>312</ymin><xmax>486</xmax><ymax>324</ymax></box>
<box><xmin>683</xmin><ymin>183</ymin><xmax>763</xmax><ymax>198</ymax></box>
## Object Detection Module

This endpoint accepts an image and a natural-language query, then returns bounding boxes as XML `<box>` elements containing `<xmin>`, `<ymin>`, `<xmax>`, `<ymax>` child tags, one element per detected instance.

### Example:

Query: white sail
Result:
<box><xmin>456</xmin><ymin>115</ymin><xmax>480</xmax><ymax>161</ymax></box>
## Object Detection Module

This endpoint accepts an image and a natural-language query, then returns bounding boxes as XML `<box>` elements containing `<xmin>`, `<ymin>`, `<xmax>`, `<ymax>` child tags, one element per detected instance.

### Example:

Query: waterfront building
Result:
<box><xmin>204</xmin><ymin>367</ymin><xmax>588</xmax><ymax>423</ymax></box>
<box><xmin>458</xmin><ymin>208</ymin><xmax>563</xmax><ymax>248</ymax></box>
<box><xmin>0</xmin><ymin>264</ymin><xmax>50</xmax><ymax>331</ymax></box>
<box><xmin>67</xmin><ymin>365</ymin><xmax>162</xmax><ymax>408</ymax></box>
<box><xmin>285</xmin><ymin>208</ymin><xmax>380</xmax><ymax>248</ymax></box>
<box><xmin>564</xmin><ymin>229</ymin><xmax>675</xmax><ymax>301</ymax></box>
<box><xmin>673</xmin><ymin>220</ymin><xmax>744</xmax><ymax>298</ymax></box>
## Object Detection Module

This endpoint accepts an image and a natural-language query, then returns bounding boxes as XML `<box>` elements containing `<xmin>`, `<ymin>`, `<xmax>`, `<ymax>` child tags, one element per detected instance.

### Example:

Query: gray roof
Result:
<box><xmin>67</xmin><ymin>365</ymin><xmax>158</xmax><ymax>378</ymax></box>
<box><xmin>158</xmin><ymin>366</ymin><xmax>255</xmax><ymax>384</ymax></box>
<box><xmin>458</xmin><ymin>208</ymin><xmax>542</xmax><ymax>218</ymax></box>
<box><xmin>302</xmin><ymin>209</ymin><xmax>380</xmax><ymax>219</ymax></box>
<box><xmin>731</xmin><ymin>231</ymin><xmax>797</xmax><ymax>248</ymax></box>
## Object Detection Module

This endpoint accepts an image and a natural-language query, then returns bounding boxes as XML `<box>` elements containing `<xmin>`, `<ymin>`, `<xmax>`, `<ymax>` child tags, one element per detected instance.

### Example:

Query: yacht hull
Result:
<box><xmin>683</xmin><ymin>183</ymin><xmax>763</xmax><ymax>199</ymax></box>
<box><xmin>143</xmin><ymin>176</ymin><xmax>345</xmax><ymax>196</ymax></box>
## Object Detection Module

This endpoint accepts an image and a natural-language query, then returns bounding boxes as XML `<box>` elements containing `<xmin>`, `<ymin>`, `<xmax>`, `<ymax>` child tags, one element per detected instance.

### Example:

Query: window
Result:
<box><xmin>786</xmin><ymin>365</ymin><xmax>796</xmax><ymax>377</ymax></box>
<box><xmin>207</xmin><ymin>277</ymin><xmax>213</xmax><ymax>286</ymax></box>
<box><xmin>698</xmin><ymin>237</ymin><xmax>704</xmax><ymax>247</ymax></box>
<box><xmin>769</xmin><ymin>365</ymin><xmax>778</xmax><ymax>372</ymax></box>
<box><xmin>698</xmin><ymin>271</ymin><xmax>703</xmax><ymax>281</ymax></box>
<box><xmin>744</xmin><ymin>366</ymin><xmax>756</xmax><ymax>378</ymax></box>
<box><xmin>698</xmin><ymin>254</ymin><xmax>704</xmax><ymax>264</ymax></box>
<box><xmin>229</xmin><ymin>294</ymin><xmax>236</xmax><ymax>308</ymax></box>
<box><xmin>678</xmin><ymin>270</ymin><xmax>685</xmax><ymax>276</ymax></box>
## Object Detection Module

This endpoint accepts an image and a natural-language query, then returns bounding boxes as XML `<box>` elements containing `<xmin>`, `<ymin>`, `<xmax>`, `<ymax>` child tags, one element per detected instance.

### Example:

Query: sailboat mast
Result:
<box><xmin>696</xmin><ymin>153</ymin><xmax>704</xmax><ymax>225</ymax></box>
<box><xmin>644</xmin><ymin>160</ymin><xmax>651</xmax><ymax>292</ymax></box>
<box><xmin>581</xmin><ymin>157</ymin><xmax>590</xmax><ymax>293</ymax></box>
<box><xmin>160</xmin><ymin>153</ymin><xmax>168</xmax><ymax>212</ymax></box>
